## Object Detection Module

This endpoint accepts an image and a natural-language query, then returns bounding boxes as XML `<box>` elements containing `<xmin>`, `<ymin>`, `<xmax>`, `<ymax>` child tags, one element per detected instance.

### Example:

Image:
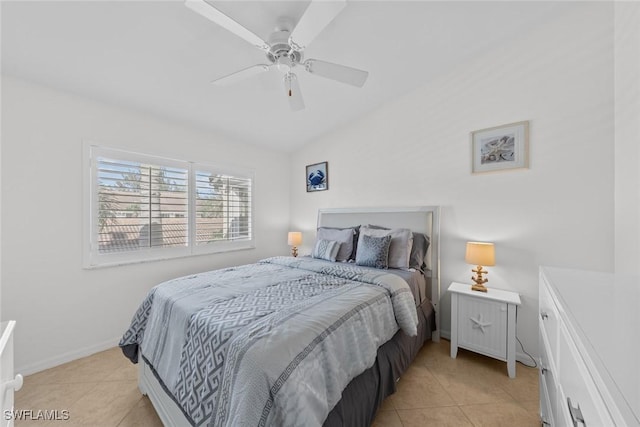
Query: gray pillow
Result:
<box><xmin>355</xmin><ymin>234</ymin><xmax>392</xmax><ymax>269</ymax></box>
<box><xmin>312</xmin><ymin>239</ymin><xmax>341</xmax><ymax>262</ymax></box>
<box><xmin>367</xmin><ymin>225</ymin><xmax>429</xmax><ymax>271</ymax></box>
<box><xmin>318</xmin><ymin>225</ymin><xmax>360</xmax><ymax>261</ymax></box>
<box><xmin>409</xmin><ymin>232</ymin><xmax>430</xmax><ymax>271</ymax></box>
<box><xmin>359</xmin><ymin>226</ymin><xmax>413</xmax><ymax>269</ymax></box>
<box><xmin>316</xmin><ymin>227</ymin><xmax>355</xmax><ymax>262</ymax></box>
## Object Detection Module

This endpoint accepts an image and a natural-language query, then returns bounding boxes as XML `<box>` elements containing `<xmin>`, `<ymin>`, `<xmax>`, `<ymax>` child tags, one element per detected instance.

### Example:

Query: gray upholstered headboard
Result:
<box><xmin>317</xmin><ymin>206</ymin><xmax>440</xmax><ymax>340</ymax></box>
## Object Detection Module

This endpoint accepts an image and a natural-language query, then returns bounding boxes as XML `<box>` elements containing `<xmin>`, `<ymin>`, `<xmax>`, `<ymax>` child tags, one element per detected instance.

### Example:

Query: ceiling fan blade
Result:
<box><xmin>211</xmin><ymin>64</ymin><xmax>271</xmax><ymax>86</ymax></box>
<box><xmin>304</xmin><ymin>59</ymin><xmax>369</xmax><ymax>87</ymax></box>
<box><xmin>289</xmin><ymin>0</ymin><xmax>347</xmax><ymax>51</ymax></box>
<box><xmin>284</xmin><ymin>73</ymin><xmax>305</xmax><ymax>111</ymax></box>
<box><xmin>185</xmin><ymin>0</ymin><xmax>269</xmax><ymax>51</ymax></box>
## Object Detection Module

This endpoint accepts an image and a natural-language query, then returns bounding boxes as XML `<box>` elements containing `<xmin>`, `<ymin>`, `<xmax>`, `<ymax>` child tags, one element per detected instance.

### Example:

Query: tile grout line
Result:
<box><xmin>115</xmin><ymin>395</ymin><xmax>146</xmax><ymax>427</ymax></box>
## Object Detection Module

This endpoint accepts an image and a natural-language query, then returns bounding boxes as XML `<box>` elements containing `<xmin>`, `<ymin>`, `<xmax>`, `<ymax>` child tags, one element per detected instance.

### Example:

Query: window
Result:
<box><xmin>85</xmin><ymin>145</ymin><xmax>254</xmax><ymax>267</ymax></box>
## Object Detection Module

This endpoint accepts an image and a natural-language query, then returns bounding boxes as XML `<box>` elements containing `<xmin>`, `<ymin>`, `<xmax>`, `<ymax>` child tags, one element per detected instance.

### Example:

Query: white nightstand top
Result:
<box><xmin>448</xmin><ymin>282</ymin><xmax>521</xmax><ymax>306</ymax></box>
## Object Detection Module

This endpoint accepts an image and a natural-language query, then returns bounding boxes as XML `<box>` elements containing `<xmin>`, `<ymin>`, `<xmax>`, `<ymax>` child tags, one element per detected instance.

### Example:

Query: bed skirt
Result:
<box><xmin>323</xmin><ymin>299</ymin><xmax>436</xmax><ymax>427</ymax></box>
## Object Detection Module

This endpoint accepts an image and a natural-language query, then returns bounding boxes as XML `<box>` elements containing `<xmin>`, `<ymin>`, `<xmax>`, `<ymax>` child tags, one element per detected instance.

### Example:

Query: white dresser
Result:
<box><xmin>539</xmin><ymin>267</ymin><xmax>639</xmax><ymax>426</ymax></box>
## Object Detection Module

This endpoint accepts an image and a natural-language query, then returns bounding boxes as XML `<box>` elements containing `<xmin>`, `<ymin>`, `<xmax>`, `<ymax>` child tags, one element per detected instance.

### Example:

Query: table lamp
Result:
<box><xmin>465</xmin><ymin>241</ymin><xmax>495</xmax><ymax>292</ymax></box>
<box><xmin>288</xmin><ymin>232</ymin><xmax>302</xmax><ymax>257</ymax></box>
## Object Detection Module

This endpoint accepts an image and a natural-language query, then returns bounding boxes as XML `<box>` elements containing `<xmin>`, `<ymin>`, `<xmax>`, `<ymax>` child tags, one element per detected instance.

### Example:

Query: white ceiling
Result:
<box><xmin>1</xmin><ymin>1</ymin><xmax>572</xmax><ymax>152</ymax></box>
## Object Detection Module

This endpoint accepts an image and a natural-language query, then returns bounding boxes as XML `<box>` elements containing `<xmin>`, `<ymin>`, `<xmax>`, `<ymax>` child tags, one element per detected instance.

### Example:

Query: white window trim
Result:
<box><xmin>83</xmin><ymin>143</ymin><xmax>255</xmax><ymax>269</ymax></box>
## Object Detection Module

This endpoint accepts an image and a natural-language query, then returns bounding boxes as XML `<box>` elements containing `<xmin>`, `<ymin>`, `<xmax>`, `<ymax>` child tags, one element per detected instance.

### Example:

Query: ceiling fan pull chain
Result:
<box><xmin>285</xmin><ymin>73</ymin><xmax>292</xmax><ymax>96</ymax></box>
<box><xmin>285</xmin><ymin>73</ymin><xmax>294</xmax><ymax>97</ymax></box>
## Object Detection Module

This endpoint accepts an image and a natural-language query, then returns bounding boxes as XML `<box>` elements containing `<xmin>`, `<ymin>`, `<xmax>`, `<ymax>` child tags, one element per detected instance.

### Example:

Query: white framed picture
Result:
<box><xmin>471</xmin><ymin>121</ymin><xmax>529</xmax><ymax>173</ymax></box>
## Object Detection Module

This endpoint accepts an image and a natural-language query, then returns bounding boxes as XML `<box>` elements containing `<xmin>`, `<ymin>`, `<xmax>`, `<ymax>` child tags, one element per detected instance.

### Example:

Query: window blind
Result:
<box><xmin>195</xmin><ymin>170</ymin><xmax>252</xmax><ymax>245</ymax></box>
<box><xmin>86</xmin><ymin>145</ymin><xmax>255</xmax><ymax>267</ymax></box>
<box><xmin>96</xmin><ymin>157</ymin><xmax>189</xmax><ymax>253</ymax></box>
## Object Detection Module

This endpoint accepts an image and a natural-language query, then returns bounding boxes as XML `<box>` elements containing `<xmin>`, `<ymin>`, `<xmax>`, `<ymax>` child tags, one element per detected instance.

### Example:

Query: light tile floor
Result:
<box><xmin>15</xmin><ymin>339</ymin><xmax>539</xmax><ymax>426</ymax></box>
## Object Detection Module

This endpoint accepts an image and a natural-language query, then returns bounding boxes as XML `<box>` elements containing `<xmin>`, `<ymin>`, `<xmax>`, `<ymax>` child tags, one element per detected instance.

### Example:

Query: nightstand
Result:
<box><xmin>449</xmin><ymin>282</ymin><xmax>521</xmax><ymax>378</ymax></box>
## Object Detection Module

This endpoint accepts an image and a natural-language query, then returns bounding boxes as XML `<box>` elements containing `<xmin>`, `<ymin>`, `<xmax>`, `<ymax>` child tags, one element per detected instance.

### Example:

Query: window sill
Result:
<box><xmin>83</xmin><ymin>242</ymin><xmax>255</xmax><ymax>270</ymax></box>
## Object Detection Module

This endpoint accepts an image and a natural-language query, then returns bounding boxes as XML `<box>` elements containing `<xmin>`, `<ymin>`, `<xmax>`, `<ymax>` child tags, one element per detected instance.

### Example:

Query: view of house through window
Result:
<box><xmin>87</xmin><ymin>146</ymin><xmax>253</xmax><ymax>266</ymax></box>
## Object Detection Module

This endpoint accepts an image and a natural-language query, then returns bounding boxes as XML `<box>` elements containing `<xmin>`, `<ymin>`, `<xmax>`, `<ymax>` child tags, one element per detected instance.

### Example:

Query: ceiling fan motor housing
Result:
<box><xmin>266</xmin><ymin>30</ymin><xmax>303</xmax><ymax>69</ymax></box>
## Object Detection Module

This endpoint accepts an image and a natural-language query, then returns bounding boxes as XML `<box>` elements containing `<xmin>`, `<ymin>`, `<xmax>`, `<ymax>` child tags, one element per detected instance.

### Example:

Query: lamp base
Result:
<box><xmin>471</xmin><ymin>265</ymin><xmax>489</xmax><ymax>292</ymax></box>
<box><xmin>291</xmin><ymin>246</ymin><xmax>298</xmax><ymax>257</ymax></box>
<box><xmin>471</xmin><ymin>283</ymin><xmax>488</xmax><ymax>292</ymax></box>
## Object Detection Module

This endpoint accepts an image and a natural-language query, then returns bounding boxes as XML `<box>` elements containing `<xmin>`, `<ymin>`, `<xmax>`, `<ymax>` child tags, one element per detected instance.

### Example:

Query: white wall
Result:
<box><xmin>0</xmin><ymin>76</ymin><xmax>290</xmax><ymax>374</ymax></box>
<box><xmin>290</xmin><ymin>3</ymin><xmax>615</xmax><ymax>360</ymax></box>
<box><xmin>614</xmin><ymin>2</ymin><xmax>640</xmax><ymax>275</ymax></box>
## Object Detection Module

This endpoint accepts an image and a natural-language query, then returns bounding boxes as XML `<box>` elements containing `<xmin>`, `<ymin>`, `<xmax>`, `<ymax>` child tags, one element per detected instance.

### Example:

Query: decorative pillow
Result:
<box><xmin>316</xmin><ymin>227</ymin><xmax>356</xmax><ymax>262</ymax></box>
<box><xmin>355</xmin><ymin>234</ymin><xmax>392</xmax><ymax>269</ymax></box>
<box><xmin>359</xmin><ymin>225</ymin><xmax>413</xmax><ymax>269</ymax></box>
<box><xmin>312</xmin><ymin>239</ymin><xmax>341</xmax><ymax>262</ymax></box>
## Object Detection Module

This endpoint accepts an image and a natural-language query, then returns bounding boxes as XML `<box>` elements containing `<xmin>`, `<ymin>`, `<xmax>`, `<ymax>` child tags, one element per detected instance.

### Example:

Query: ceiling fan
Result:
<box><xmin>185</xmin><ymin>0</ymin><xmax>369</xmax><ymax>111</ymax></box>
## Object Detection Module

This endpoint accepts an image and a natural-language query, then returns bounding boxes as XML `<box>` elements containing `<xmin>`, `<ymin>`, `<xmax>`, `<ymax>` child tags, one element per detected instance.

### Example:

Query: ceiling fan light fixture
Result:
<box><xmin>276</xmin><ymin>56</ymin><xmax>294</xmax><ymax>74</ymax></box>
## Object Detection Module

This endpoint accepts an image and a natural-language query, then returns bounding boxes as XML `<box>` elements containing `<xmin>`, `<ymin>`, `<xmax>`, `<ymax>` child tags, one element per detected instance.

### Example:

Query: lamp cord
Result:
<box><xmin>515</xmin><ymin>306</ymin><xmax>537</xmax><ymax>368</ymax></box>
<box><xmin>516</xmin><ymin>336</ymin><xmax>537</xmax><ymax>368</ymax></box>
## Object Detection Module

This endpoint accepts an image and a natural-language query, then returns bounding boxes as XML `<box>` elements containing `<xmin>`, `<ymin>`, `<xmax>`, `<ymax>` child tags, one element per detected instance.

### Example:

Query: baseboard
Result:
<box><xmin>16</xmin><ymin>337</ymin><xmax>121</xmax><ymax>376</ymax></box>
<box><xmin>437</xmin><ymin>329</ymin><xmax>538</xmax><ymax>368</ymax></box>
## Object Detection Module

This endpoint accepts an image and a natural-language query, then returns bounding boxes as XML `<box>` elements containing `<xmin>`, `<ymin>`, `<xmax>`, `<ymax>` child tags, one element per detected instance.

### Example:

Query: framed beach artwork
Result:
<box><xmin>471</xmin><ymin>121</ymin><xmax>529</xmax><ymax>173</ymax></box>
<box><xmin>306</xmin><ymin>161</ymin><xmax>328</xmax><ymax>192</ymax></box>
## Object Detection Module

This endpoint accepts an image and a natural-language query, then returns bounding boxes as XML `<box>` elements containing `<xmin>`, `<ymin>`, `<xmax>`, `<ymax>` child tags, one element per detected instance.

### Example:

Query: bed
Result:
<box><xmin>120</xmin><ymin>206</ymin><xmax>440</xmax><ymax>427</ymax></box>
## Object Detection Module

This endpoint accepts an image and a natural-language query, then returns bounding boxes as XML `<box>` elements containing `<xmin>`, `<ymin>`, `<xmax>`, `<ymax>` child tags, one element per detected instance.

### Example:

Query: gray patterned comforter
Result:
<box><xmin>119</xmin><ymin>256</ymin><xmax>418</xmax><ymax>427</ymax></box>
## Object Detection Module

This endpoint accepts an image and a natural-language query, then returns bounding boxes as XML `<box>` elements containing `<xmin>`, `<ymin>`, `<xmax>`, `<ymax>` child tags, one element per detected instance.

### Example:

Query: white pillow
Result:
<box><xmin>358</xmin><ymin>226</ymin><xmax>413</xmax><ymax>269</ymax></box>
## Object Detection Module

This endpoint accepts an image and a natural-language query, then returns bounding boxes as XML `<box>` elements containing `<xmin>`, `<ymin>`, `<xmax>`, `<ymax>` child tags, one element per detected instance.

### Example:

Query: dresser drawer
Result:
<box><xmin>540</xmin><ymin>369</ymin><xmax>554</xmax><ymax>426</ymax></box>
<box><xmin>539</xmin><ymin>273</ymin><xmax>560</xmax><ymax>362</ymax></box>
<box><xmin>557</xmin><ymin>322</ymin><xmax>614</xmax><ymax>426</ymax></box>
<box><xmin>539</xmin><ymin>325</ymin><xmax>559</xmax><ymax>425</ymax></box>
<box><xmin>457</xmin><ymin>296</ymin><xmax>507</xmax><ymax>360</ymax></box>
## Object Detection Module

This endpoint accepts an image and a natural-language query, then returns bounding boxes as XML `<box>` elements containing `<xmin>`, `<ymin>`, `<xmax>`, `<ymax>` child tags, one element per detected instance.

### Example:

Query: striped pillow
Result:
<box><xmin>312</xmin><ymin>239</ymin><xmax>341</xmax><ymax>262</ymax></box>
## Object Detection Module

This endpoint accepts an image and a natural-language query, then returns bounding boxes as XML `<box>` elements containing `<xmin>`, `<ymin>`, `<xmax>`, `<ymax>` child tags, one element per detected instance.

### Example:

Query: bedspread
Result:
<box><xmin>119</xmin><ymin>256</ymin><xmax>418</xmax><ymax>427</ymax></box>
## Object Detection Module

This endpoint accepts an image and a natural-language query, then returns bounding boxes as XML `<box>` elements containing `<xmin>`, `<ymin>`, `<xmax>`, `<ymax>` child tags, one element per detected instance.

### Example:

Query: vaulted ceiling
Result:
<box><xmin>1</xmin><ymin>1</ymin><xmax>573</xmax><ymax>151</ymax></box>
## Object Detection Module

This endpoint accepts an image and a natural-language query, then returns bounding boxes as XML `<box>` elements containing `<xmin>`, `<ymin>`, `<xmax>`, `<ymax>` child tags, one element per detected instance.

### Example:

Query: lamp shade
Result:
<box><xmin>465</xmin><ymin>242</ymin><xmax>495</xmax><ymax>266</ymax></box>
<box><xmin>288</xmin><ymin>232</ymin><xmax>302</xmax><ymax>246</ymax></box>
